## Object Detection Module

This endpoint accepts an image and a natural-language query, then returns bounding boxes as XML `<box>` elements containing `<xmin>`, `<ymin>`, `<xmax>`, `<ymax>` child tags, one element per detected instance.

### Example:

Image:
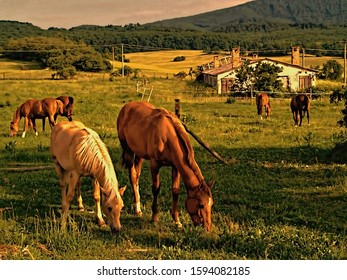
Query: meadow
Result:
<box><xmin>0</xmin><ymin>54</ymin><xmax>347</xmax><ymax>260</ymax></box>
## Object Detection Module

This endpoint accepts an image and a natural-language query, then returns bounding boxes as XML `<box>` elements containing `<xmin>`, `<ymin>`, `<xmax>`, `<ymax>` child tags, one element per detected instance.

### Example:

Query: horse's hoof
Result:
<box><xmin>136</xmin><ymin>211</ymin><xmax>143</xmax><ymax>217</ymax></box>
<box><xmin>78</xmin><ymin>207</ymin><xmax>85</xmax><ymax>212</ymax></box>
<box><xmin>152</xmin><ymin>215</ymin><xmax>159</xmax><ymax>224</ymax></box>
<box><xmin>175</xmin><ymin>222</ymin><xmax>183</xmax><ymax>229</ymax></box>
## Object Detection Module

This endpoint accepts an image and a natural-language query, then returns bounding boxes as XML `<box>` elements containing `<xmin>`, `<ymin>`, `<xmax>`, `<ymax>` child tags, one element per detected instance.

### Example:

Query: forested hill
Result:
<box><xmin>149</xmin><ymin>0</ymin><xmax>347</xmax><ymax>31</ymax></box>
<box><xmin>0</xmin><ymin>0</ymin><xmax>347</xmax><ymax>57</ymax></box>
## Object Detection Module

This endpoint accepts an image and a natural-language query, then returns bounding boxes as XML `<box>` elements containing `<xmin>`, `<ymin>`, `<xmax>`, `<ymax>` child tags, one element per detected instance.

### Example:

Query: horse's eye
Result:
<box><xmin>198</xmin><ymin>204</ymin><xmax>204</xmax><ymax>209</ymax></box>
<box><xmin>108</xmin><ymin>207</ymin><xmax>112</xmax><ymax>212</ymax></box>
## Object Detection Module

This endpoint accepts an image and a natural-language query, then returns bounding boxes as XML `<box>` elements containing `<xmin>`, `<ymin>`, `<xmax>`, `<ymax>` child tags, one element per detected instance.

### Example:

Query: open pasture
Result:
<box><xmin>0</xmin><ymin>77</ymin><xmax>347</xmax><ymax>260</ymax></box>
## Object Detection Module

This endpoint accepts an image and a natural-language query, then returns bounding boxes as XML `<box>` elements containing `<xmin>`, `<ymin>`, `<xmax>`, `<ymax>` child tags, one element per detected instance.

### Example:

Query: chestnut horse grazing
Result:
<box><xmin>50</xmin><ymin>121</ymin><xmax>125</xmax><ymax>232</ymax></box>
<box><xmin>29</xmin><ymin>97</ymin><xmax>65</xmax><ymax>136</ymax></box>
<box><xmin>10</xmin><ymin>96</ymin><xmax>74</xmax><ymax>138</ymax></box>
<box><xmin>10</xmin><ymin>98</ymin><xmax>36</xmax><ymax>138</ymax></box>
<box><xmin>117</xmin><ymin>101</ymin><xmax>214</xmax><ymax>231</ymax></box>
<box><xmin>291</xmin><ymin>94</ymin><xmax>310</xmax><ymax>126</ymax></box>
<box><xmin>256</xmin><ymin>92</ymin><xmax>271</xmax><ymax>119</ymax></box>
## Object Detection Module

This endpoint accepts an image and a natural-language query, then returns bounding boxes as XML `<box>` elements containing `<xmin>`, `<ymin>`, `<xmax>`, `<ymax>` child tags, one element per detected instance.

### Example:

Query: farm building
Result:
<box><xmin>201</xmin><ymin>47</ymin><xmax>318</xmax><ymax>94</ymax></box>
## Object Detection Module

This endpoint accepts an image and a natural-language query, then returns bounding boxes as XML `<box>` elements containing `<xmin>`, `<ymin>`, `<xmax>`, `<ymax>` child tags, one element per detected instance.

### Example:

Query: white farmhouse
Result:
<box><xmin>201</xmin><ymin>47</ymin><xmax>318</xmax><ymax>94</ymax></box>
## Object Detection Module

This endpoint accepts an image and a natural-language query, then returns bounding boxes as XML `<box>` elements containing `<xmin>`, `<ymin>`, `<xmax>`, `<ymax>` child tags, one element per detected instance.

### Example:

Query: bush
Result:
<box><xmin>173</xmin><ymin>56</ymin><xmax>186</xmax><ymax>62</ymax></box>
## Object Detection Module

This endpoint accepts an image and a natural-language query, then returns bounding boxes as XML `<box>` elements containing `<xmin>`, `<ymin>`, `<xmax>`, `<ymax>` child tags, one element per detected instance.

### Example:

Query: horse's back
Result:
<box><xmin>291</xmin><ymin>94</ymin><xmax>310</xmax><ymax>111</ymax></box>
<box><xmin>117</xmin><ymin>101</ymin><xmax>179</xmax><ymax>159</ymax></box>
<box><xmin>50</xmin><ymin>121</ymin><xmax>88</xmax><ymax>169</ymax></box>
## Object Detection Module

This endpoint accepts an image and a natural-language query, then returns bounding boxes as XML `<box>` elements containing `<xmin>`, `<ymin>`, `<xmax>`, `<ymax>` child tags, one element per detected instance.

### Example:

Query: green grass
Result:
<box><xmin>0</xmin><ymin>75</ymin><xmax>346</xmax><ymax>260</ymax></box>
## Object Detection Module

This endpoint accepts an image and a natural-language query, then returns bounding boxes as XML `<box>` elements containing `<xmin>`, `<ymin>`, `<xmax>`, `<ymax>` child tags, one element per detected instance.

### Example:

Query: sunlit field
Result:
<box><xmin>0</xmin><ymin>55</ymin><xmax>346</xmax><ymax>260</ymax></box>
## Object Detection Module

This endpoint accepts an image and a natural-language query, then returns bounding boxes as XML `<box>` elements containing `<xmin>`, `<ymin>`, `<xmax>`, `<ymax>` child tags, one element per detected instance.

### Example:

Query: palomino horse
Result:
<box><xmin>256</xmin><ymin>92</ymin><xmax>271</xmax><ymax>119</ymax></box>
<box><xmin>290</xmin><ymin>94</ymin><xmax>310</xmax><ymax>126</ymax></box>
<box><xmin>50</xmin><ymin>121</ymin><xmax>126</xmax><ymax>232</ymax></box>
<box><xmin>10</xmin><ymin>98</ymin><xmax>37</xmax><ymax>137</ymax></box>
<box><xmin>117</xmin><ymin>101</ymin><xmax>214</xmax><ymax>231</ymax></box>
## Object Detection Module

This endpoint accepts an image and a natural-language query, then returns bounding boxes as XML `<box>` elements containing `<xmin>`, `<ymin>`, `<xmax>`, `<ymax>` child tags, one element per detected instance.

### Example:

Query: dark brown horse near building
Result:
<box><xmin>256</xmin><ymin>92</ymin><xmax>271</xmax><ymax>119</ymax></box>
<box><xmin>290</xmin><ymin>94</ymin><xmax>310</xmax><ymax>126</ymax></box>
<box><xmin>117</xmin><ymin>101</ymin><xmax>214</xmax><ymax>231</ymax></box>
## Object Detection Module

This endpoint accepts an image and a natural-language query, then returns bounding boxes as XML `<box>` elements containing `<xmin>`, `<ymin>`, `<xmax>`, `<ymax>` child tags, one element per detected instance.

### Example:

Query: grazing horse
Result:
<box><xmin>55</xmin><ymin>95</ymin><xmax>74</xmax><ymax>122</ymax></box>
<box><xmin>291</xmin><ymin>94</ymin><xmax>310</xmax><ymax>126</ymax></box>
<box><xmin>50</xmin><ymin>121</ymin><xmax>126</xmax><ymax>232</ymax></box>
<box><xmin>10</xmin><ymin>98</ymin><xmax>37</xmax><ymax>138</ymax></box>
<box><xmin>117</xmin><ymin>101</ymin><xmax>214</xmax><ymax>231</ymax></box>
<box><xmin>29</xmin><ymin>97</ymin><xmax>65</xmax><ymax>136</ymax></box>
<box><xmin>256</xmin><ymin>92</ymin><xmax>271</xmax><ymax>119</ymax></box>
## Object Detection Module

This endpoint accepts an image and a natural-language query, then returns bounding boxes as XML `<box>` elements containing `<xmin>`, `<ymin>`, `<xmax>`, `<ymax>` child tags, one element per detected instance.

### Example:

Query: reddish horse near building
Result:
<box><xmin>290</xmin><ymin>94</ymin><xmax>310</xmax><ymax>126</ymax></box>
<box><xmin>256</xmin><ymin>92</ymin><xmax>271</xmax><ymax>119</ymax></box>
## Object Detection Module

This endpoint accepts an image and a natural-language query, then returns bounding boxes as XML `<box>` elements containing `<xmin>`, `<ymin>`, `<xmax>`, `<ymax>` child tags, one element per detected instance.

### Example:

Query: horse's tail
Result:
<box><xmin>165</xmin><ymin>111</ymin><xmax>204</xmax><ymax>183</ymax></box>
<box><xmin>68</xmin><ymin>96</ymin><xmax>74</xmax><ymax>105</ymax></box>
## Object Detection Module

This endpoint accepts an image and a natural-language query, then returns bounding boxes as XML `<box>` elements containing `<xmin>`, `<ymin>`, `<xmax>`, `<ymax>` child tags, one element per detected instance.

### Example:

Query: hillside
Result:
<box><xmin>1</xmin><ymin>0</ymin><xmax>347</xmax><ymax>58</ymax></box>
<box><xmin>149</xmin><ymin>0</ymin><xmax>347</xmax><ymax>31</ymax></box>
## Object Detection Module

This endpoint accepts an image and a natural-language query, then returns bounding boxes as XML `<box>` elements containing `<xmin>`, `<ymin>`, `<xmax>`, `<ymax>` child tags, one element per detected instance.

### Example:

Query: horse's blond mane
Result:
<box><xmin>75</xmin><ymin>127</ymin><xmax>120</xmax><ymax>201</ymax></box>
<box><xmin>163</xmin><ymin>110</ymin><xmax>204</xmax><ymax>184</ymax></box>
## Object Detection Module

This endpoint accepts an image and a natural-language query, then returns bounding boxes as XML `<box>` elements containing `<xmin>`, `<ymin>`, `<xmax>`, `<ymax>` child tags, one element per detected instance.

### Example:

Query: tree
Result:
<box><xmin>321</xmin><ymin>60</ymin><xmax>343</xmax><ymax>81</ymax></box>
<box><xmin>253</xmin><ymin>62</ymin><xmax>283</xmax><ymax>91</ymax></box>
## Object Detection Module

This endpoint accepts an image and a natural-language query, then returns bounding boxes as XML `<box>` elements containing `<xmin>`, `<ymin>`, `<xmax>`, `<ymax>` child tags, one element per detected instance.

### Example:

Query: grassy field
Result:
<box><xmin>0</xmin><ymin>54</ymin><xmax>346</xmax><ymax>260</ymax></box>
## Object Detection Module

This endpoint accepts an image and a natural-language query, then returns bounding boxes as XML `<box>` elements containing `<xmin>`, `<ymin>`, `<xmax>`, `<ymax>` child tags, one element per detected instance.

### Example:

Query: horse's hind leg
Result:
<box><xmin>76</xmin><ymin>178</ymin><xmax>84</xmax><ymax>211</ymax></box>
<box><xmin>171</xmin><ymin>166</ymin><xmax>182</xmax><ymax>228</ymax></box>
<box><xmin>130</xmin><ymin>157</ymin><xmax>144</xmax><ymax>217</ymax></box>
<box><xmin>150</xmin><ymin>160</ymin><xmax>161</xmax><ymax>224</ymax></box>
<box><xmin>22</xmin><ymin>117</ymin><xmax>29</xmax><ymax>138</ymax></box>
<box><xmin>92</xmin><ymin>179</ymin><xmax>106</xmax><ymax>227</ymax></box>
<box><xmin>61</xmin><ymin>171</ymin><xmax>79</xmax><ymax>229</ymax></box>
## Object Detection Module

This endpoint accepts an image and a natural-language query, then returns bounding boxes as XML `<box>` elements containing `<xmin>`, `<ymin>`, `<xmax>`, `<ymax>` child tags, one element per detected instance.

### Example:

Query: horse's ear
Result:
<box><xmin>119</xmin><ymin>185</ymin><xmax>126</xmax><ymax>196</ymax></box>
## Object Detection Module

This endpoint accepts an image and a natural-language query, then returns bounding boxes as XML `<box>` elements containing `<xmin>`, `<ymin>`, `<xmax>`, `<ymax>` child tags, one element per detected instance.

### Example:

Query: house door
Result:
<box><xmin>299</xmin><ymin>76</ymin><xmax>312</xmax><ymax>90</ymax></box>
<box><xmin>221</xmin><ymin>78</ymin><xmax>234</xmax><ymax>94</ymax></box>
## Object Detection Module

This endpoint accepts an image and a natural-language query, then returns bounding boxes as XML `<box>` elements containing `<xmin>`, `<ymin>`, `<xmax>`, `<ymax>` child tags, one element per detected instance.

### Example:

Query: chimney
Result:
<box><xmin>231</xmin><ymin>47</ymin><xmax>240</xmax><ymax>67</ymax></box>
<box><xmin>291</xmin><ymin>46</ymin><xmax>300</xmax><ymax>66</ymax></box>
<box><xmin>252</xmin><ymin>53</ymin><xmax>258</xmax><ymax>60</ymax></box>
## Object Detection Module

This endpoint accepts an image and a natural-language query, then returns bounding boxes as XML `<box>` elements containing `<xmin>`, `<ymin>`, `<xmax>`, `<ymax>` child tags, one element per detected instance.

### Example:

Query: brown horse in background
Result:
<box><xmin>291</xmin><ymin>94</ymin><xmax>310</xmax><ymax>126</ymax></box>
<box><xmin>10</xmin><ymin>96</ymin><xmax>74</xmax><ymax>137</ymax></box>
<box><xmin>256</xmin><ymin>92</ymin><xmax>271</xmax><ymax>119</ymax></box>
<box><xmin>29</xmin><ymin>97</ymin><xmax>65</xmax><ymax>136</ymax></box>
<box><xmin>117</xmin><ymin>101</ymin><xmax>214</xmax><ymax>231</ymax></box>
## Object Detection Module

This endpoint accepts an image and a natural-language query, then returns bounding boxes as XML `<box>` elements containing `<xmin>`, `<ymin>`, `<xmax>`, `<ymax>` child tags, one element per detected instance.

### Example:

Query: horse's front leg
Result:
<box><xmin>48</xmin><ymin>114</ymin><xmax>56</xmax><ymax>128</ymax></box>
<box><xmin>61</xmin><ymin>171</ymin><xmax>79</xmax><ymax>230</ymax></box>
<box><xmin>171</xmin><ymin>166</ymin><xmax>182</xmax><ymax>228</ymax></box>
<box><xmin>92</xmin><ymin>179</ymin><xmax>106</xmax><ymax>227</ymax></box>
<box><xmin>150</xmin><ymin>160</ymin><xmax>160</xmax><ymax>224</ymax></box>
<box><xmin>22</xmin><ymin>117</ymin><xmax>29</xmax><ymax>138</ymax></box>
<box><xmin>299</xmin><ymin>109</ymin><xmax>303</xmax><ymax>126</ymax></box>
<box><xmin>130</xmin><ymin>157</ymin><xmax>144</xmax><ymax>217</ymax></box>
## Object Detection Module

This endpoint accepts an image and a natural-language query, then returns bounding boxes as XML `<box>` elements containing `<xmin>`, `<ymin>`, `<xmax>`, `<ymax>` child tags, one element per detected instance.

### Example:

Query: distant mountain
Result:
<box><xmin>149</xmin><ymin>0</ymin><xmax>347</xmax><ymax>31</ymax></box>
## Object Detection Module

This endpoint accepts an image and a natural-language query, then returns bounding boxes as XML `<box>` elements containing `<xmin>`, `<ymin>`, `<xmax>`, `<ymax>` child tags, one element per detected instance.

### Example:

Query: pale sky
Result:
<box><xmin>0</xmin><ymin>0</ymin><xmax>252</xmax><ymax>29</ymax></box>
